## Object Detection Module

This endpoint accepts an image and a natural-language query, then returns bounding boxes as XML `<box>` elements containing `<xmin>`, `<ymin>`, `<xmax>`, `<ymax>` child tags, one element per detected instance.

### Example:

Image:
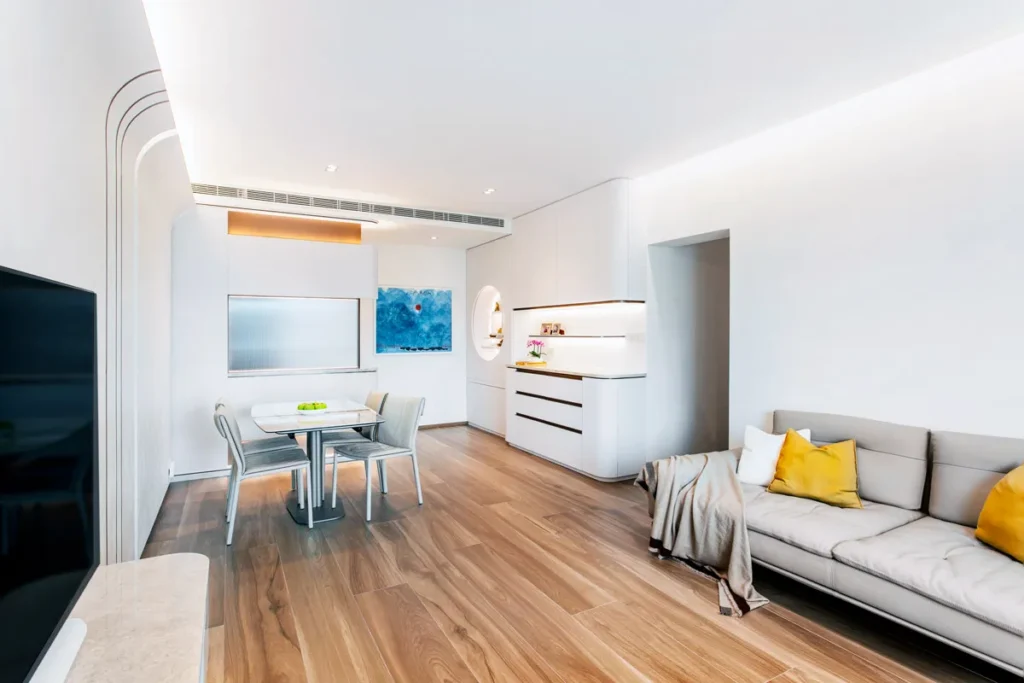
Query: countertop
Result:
<box><xmin>67</xmin><ymin>553</ymin><xmax>209</xmax><ymax>683</ymax></box>
<box><xmin>506</xmin><ymin>364</ymin><xmax>646</xmax><ymax>380</ymax></box>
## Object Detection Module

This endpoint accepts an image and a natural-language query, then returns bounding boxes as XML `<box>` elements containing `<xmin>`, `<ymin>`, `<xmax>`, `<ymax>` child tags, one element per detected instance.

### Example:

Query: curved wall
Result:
<box><xmin>1</xmin><ymin>0</ymin><xmax>193</xmax><ymax>562</ymax></box>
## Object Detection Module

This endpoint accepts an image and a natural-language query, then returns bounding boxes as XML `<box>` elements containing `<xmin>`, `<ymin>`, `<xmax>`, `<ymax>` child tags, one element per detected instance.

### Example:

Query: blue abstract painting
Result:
<box><xmin>376</xmin><ymin>287</ymin><xmax>453</xmax><ymax>354</ymax></box>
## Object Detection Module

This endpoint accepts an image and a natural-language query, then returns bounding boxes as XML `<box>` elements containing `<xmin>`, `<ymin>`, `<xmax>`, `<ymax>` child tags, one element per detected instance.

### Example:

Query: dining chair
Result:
<box><xmin>322</xmin><ymin>391</ymin><xmax>388</xmax><ymax>506</ymax></box>
<box><xmin>214</xmin><ymin>398</ymin><xmax>298</xmax><ymax>520</ymax></box>
<box><xmin>332</xmin><ymin>395</ymin><xmax>425</xmax><ymax>521</ymax></box>
<box><xmin>214</xmin><ymin>405</ymin><xmax>313</xmax><ymax>544</ymax></box>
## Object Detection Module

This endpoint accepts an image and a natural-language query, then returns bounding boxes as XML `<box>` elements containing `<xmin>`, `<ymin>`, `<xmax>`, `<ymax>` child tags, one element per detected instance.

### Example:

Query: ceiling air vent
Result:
<box><xmin>247</xmin><ymin>189</ymin><xmax>275</xmax><ymax>202</ymax></box>
<box><xmin>192</xmin><ymin>183</ymin><xmax>218</xmax><ymax>196</ymax></box>
<box><xmin>312</xmin><ymin>197</ymin><xmax>338</xmax><ymax>210</ymax></box>
<box><xmin>190</xmin><ymin>183</ymin><xmax>505</xmax><ymax>228</ymax></box>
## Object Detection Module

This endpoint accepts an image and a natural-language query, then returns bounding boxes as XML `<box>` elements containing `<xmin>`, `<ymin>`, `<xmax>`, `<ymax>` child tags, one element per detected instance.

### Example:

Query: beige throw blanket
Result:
<box><xmin>635</xmin><ymin>450</ymin><xmax>768</xmax><ymax>616</ymax></box>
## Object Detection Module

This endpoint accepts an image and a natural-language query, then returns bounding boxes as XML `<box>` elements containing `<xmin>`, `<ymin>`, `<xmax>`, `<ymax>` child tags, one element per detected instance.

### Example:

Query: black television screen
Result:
<box><xmin>0</xmin><ymin>266</ymin><xmax>98</xmax><ymax>683</ymax></box>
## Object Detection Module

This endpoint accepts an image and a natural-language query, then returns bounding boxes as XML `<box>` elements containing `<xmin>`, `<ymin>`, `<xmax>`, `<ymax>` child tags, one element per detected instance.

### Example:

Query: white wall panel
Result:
<box><xmin>636</xmin><ymin>36</ymin><xmax>1024</xmax><ymax>443</ymax></box>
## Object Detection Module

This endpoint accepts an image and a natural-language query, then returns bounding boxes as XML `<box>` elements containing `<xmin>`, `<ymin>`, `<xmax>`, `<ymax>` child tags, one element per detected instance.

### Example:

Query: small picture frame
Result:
<box><xmin>551</xmin><ymin>322</ymin><xmax>563</xmax><ymax>335</ymax></box>
<box><xmin>540</xmin><ymin>322</ymin><xmax>554</xmax><ymax>335</ymax></box>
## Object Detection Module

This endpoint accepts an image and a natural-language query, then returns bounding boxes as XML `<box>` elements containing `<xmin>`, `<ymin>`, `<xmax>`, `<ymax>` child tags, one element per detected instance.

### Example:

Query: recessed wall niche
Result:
<box><xmin>472</xmin><ymin>286</ymin><xmax>503</xmax><ymax>361</ymax></box>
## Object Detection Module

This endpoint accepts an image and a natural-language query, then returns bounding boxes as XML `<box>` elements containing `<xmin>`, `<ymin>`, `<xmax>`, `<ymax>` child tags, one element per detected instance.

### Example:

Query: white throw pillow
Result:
<box><xmin>737</xmin><ymin>425</ymin><xmax>811</xmax><ymax>487</ymax></box>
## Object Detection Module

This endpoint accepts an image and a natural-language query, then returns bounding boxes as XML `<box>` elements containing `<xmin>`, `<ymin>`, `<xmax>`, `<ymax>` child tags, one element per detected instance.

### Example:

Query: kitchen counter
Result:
<box><xmin>506</xmin><ymin>364</ymin><xmax>645</xmax><ymax>380</ymax></box>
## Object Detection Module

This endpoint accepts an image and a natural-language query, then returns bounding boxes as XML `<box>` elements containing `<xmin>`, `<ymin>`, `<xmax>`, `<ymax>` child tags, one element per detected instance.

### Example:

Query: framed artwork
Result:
<box><xmin>376</xmin><ymin>287</ymin><xmax>453</xmax><ymax>353</ymax></box>
<box><xmin>540</xmin><ymin>322</ymin><xmax>554</xmax><ymax>335</ymax></box>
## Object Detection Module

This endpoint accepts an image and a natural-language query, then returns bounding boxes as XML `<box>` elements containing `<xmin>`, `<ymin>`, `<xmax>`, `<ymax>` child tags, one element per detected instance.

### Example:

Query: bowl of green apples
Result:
<box><xmin>296</xmin><ymin>401</ymin><xmax>328</xmax><ymax>415</ymax></box>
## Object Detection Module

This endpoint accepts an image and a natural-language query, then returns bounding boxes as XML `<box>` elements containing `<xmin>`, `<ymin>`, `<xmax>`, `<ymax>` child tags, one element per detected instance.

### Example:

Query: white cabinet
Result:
<box><xmin>555</xmin><ymin>180</ymin><xmax>630</xmax><ymax>304</ymax></box>
<box><xmin>505</xmin><ymin>368</ymin><xmax>646</xmax><ymax>480</ymax></box>
<box><xmin>509</xmin><ymin>179</ymin><xmax>641</xmax><ymax>308</ymax></box>
<box><xmin>510</xmin><ymin>210</ymin><xmax>558</xmax><ymax>310</ymax></box>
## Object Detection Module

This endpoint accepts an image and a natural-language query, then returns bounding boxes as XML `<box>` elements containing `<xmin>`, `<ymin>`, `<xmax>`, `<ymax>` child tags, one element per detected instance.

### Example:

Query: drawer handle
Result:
<box><xmin>516</xmin><ymin>391</ymin><xmax>583</xmax><ymax>408</ymax></box>
<box><xmin>515</xmin><ymin>413</ymin><xmax>583</xmax><ymax>435</ymax></box>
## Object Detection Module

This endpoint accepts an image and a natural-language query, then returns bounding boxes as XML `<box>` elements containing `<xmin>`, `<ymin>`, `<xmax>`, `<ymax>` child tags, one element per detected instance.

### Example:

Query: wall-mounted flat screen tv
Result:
<box><xmin>0</xmin><ymin>266</ymin><xmax>98</xmax><ymax>683</ymax></box>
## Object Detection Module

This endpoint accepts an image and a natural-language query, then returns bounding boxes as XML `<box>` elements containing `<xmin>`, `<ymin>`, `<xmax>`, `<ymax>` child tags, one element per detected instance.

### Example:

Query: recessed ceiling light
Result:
<box><xmin>431</xmin><ymin>236</ymin><xmax>437</xmax><ymax>240</ymax></box>
<box><xmin>483</xmin><ymin>188</ymin><xmax>495</xmax><ymax>195</ymax></box>
<box><xmin>325</xmin><ymin>164</ymin><xmax>337</xmax><ymax>173</ymax></box>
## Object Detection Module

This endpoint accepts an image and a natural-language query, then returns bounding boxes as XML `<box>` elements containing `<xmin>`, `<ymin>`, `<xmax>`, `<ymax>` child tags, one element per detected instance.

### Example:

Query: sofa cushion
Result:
<box><xmin>833</xmin><ymin>517</ymin><xmax>1024</xmax><ymax>637</ymax></box>
<box><xmin>833</xmin><ymin>563</ymin><xmax>1024</xmax><ymax>670</ymax></box>
<box><xmin>743</xmin><ymin>488</ymin><xmax>922</xmax><ymax>558</ymax></box>
<box><xmin>774</xmin><ymin>410</ymin><xmax>928</xmax><ymax>510</ymax></box>
<box><xmin>929</xmin><ymin>430</ymin><xmax>1023</xmax><ymax>527</ymax></box>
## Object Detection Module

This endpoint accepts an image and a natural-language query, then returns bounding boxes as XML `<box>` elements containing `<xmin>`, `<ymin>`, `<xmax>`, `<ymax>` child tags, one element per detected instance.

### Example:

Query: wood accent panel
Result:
<box><xmin>228</xmin><ymin>209</ymin><xmax>362</xmax><ymax>244</ymax></box>
<box><xmin>147</xmin><ymin>427</ymin><xmax>1018</xmax><ymax>683</ymax></box>
<box><xmin>420</xmin><ymin>421</ymin><xmax>470</xmax><ymax>430</ymax></box>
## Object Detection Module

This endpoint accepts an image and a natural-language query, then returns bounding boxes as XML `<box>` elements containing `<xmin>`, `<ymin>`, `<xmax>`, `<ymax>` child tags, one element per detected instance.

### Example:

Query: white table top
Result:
<box><xmin>251</xmin><ymin>398</ymin><xmax>384</xmax><ymax>435</ymax></box>
<box><xmin>67</xmin><ymin>553</ymin><xmax>209</xmax><ymax>683</ymax></box>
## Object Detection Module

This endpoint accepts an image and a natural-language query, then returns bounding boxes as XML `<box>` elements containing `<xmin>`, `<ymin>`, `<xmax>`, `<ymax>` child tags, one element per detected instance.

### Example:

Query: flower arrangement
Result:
<box><xmin>526</xmin><ymin>338</ymin><xmax>545</xmax><ymax>359</ymax></box>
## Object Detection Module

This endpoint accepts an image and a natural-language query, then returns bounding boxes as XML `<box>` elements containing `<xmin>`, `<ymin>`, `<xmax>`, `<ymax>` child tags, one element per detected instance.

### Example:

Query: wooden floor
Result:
<box><xmin>144</xmin><ymin>427</ymin><xmax>1015</xmax><ymax>683</ymax></box>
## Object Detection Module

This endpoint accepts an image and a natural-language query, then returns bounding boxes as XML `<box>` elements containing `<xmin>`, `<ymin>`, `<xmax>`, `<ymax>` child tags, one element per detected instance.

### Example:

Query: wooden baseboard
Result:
<box><xmin>420</xmin><ymin>421</ymin><xmax>469</xmax><ymax>430</ymax></box>
<box><xmin>467</xmin><ymin>423</ymin><xmax>505</xmax><ymax>438</ymax></box>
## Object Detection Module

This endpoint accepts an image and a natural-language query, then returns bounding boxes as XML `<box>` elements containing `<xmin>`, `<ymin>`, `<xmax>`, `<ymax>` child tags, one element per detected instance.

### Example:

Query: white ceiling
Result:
<box><xmin>361</xmin><ymin>221</ymin><xmax>505</xmax><ymax>250</ymax></box>
<box><xmin>145</xmin><ymin>1</ymin><xmax>1024</xmax><ymax>219</ymax></box>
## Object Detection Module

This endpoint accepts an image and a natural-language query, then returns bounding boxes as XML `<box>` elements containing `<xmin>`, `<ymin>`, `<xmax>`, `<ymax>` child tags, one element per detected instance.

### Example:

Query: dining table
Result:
<box><xmin>250</xmin><ymin>398</ymin><xmax>385</xmax><ymax>524</ymax></box>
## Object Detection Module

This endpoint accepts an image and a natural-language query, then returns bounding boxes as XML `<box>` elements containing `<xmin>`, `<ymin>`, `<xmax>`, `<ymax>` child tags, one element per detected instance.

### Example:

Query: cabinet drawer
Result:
<box><xmin>511</xmin><ymin>392</ymin><xmax>583</xmax><ymax>431</ymax></box>
<box><xmin>510</xmin><ymin>370</ymin><xmax>583</xmax><ymax>404</ymax></box>
<box><xmin>508</xmin><ymin>414</ymin><xmax>583</xmax><ymax>470</ymax></box>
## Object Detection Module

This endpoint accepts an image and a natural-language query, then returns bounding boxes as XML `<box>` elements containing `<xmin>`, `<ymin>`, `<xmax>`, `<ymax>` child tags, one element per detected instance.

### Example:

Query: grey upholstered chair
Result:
<box><xmin>322</xmin><ymin>391</ymin><xmax>388</xmax><ymax>507</ymax></box>
<box><xmin>332</xmin><ymin>395</ymin><xmax>425</xmax><ymax>521</ymax></box>
<box><xmin>214</xmin><ymin>398</ymin><xmax>296</xmax><ymax>519</ymax></box>
<box><xmin>214</xmin><ymin>404</ymin><xmax>313</xmax><ymax>544</ymax></box>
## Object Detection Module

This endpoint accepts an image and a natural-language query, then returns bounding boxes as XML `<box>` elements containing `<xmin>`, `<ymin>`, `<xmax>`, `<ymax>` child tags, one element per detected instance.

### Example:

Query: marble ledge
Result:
<box><xmin>67</xmin><ymin>553</ymin><xmax>209</xmax><ymax>683</ymax></box>
<box><xmin>507</xmin><ymin>365</ymin><xmax>646</xmax><ymax>380</ymax></box>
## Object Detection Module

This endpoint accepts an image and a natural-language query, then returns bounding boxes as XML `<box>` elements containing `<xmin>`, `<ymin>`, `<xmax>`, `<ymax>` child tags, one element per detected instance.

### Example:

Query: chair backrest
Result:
<box><xmin>213</xmin><ymin>398</ymin><xmax>227</xmax><ymax>438</ymax></box>
<box><xmin>377</xmin><ymin>395</ymin><xmax>425</xmax><ymax>450</ymax></box>
<box><xmin>214</xmin><ymin>405</ymin><xmax>246</xmax><ymax>471</ymax></box>
<box><xmin>366</xmin><ymin>390</ymin><xmax>388</xmax><ymax>414</ymax></box>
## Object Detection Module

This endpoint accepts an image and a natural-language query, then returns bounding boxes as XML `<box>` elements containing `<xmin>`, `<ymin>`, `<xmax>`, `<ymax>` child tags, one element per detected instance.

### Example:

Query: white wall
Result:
<box><xmin>132</xmin><ymin>135</ymin><xmax>193</xmax><ymax>555</ymax></box>
<box><xmin>636</xmin><ymin>36</ymin><xmax>1024</xmax><ymax>444</ymax></box>
<box><xmin>0</xmin><ymin>0</ymin><xmax>192</xmax><ymax>561</ymax></box>
<box><xmin>645</xmin><ymin>239</ymin><xmax>730</xmax><ymax>460</ymax></box>
<box><xmin>376</xmin><ymin>245</ymin><xmax>467</xmax><ymax>426</ymax></box>
<box><xmin>171</xmin><ymin>208</ymin><xmax>466</xmax><ymax>475</ymax></box>
<box><xmin>171</xmin><ymin>206</ymin><xmax>380</xmax><ymax>475</ymax></box>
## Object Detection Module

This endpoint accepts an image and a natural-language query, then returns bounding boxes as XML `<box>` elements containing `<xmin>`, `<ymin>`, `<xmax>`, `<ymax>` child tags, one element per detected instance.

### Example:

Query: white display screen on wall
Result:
<box><xmin>228</xmin><ymin>295</ymin><xmax>359</xmax><ymax>374</ymax></box>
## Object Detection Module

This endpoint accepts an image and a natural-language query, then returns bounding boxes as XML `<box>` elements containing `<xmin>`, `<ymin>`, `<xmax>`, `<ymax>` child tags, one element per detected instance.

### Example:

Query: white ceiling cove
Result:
<box><xmin>144</xmin><ymin>1</ymin><xmax>1024</xmax><ymax>218</ymax></box>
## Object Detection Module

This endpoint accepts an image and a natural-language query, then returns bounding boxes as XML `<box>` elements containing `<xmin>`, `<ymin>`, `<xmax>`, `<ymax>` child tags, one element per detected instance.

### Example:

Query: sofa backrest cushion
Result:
<box><xmin>774</xmin><ymin>410</ymin><xmax>929</xmax><ymax>510</ymax></box>
<box><xmin>929</xmin><ymin>431</ymin><xmax>1023</xmax><ymax>528</ymax></box>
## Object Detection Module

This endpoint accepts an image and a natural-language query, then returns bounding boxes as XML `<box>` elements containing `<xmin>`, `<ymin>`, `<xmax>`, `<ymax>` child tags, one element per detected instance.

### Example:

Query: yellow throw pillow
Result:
<box><xmin>768</xmin><ymin>429</ymin><xmax>863</xmax><ymax>509</ymax></box>
<box><xmin>976</xmin><ymin>464</ymin><xmax>1024</xmax><ymax>563</ymax></box>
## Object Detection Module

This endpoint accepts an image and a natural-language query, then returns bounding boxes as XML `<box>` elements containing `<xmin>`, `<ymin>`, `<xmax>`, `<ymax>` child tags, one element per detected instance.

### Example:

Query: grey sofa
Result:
<box><xmin>741</xmin><ymin>410</ymin><xmax>1024</xmax><ymax>677</ymax></box>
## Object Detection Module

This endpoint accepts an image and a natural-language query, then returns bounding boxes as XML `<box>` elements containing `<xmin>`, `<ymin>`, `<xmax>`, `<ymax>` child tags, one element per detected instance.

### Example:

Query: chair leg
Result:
<box><xmin>364</xmin><ymin>459</ymin><xmax>373</xmax><ymax>522</ymax></box>
<box><xmin>306</xmin><ymin>466</ymin><xmax>314</xmax><ymax>529</ymax></box>
<box><xmin>226</xmin><ymin>476</ymin><xmax>242</xmax><ymax>545</ymax></box>
<box><xmin>377</xmin><ymin>460</ymin><xmax>388</xmax><ymax>494</ymax></box>
<box><xmin>225</xmin><ymin>467</ymin><xmax>236</xmax><ymax>520</ymax></box>
<box><xmin>298</xmin><ymin>469</ymin><xmax>305</xmax><ymax>510</ymax></box>
<box><xmin>411</xmin><ymin>452</ymin><xmax>423</xmax><ymax>506</ymax></box>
